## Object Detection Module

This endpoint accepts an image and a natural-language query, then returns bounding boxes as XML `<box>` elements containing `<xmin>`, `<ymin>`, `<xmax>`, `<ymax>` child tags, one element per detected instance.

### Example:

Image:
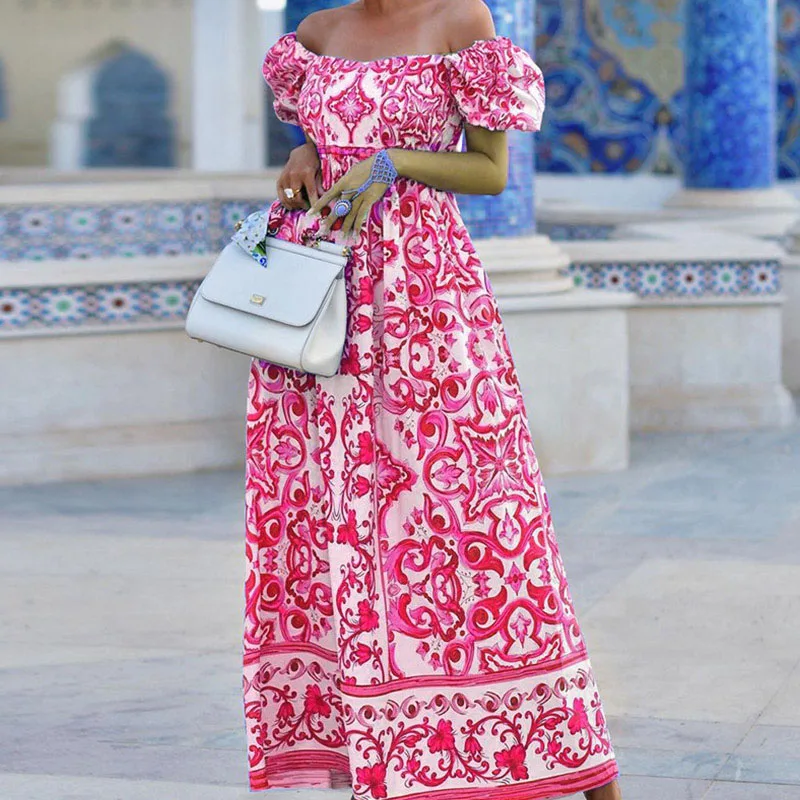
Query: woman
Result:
<box><xmin>243</xmin><ymin>1</ymin><xmax>622</xmax><ymax>799</ymax></box>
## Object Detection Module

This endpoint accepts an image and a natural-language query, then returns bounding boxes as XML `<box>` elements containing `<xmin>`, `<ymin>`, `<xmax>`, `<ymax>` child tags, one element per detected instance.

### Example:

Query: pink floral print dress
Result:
<box><xmin>243</xmin><ymin>31</ymin><xmax>619</xmax><ymax>800</ymax></box>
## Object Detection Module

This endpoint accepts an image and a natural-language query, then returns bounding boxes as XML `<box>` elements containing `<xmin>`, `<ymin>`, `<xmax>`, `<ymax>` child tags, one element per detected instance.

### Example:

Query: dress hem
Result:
<box><xmin>249</xmin><ymin>754</ymin><xmax>619</xmax><ymax>798</ymax></box>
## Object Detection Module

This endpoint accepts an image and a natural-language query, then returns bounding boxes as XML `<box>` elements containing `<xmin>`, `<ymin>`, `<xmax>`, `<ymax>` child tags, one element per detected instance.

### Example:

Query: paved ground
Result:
<box><xmin>1</xmin><ymin>416</ymin><xmax>799</xmax><ymax>800</ymax></box>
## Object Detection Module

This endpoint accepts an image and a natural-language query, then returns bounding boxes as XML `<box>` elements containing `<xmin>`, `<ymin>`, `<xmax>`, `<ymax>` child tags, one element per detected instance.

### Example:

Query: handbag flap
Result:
<box><xmin>200</xmin><ymin>242</ymin><xmax>346</xmax><ymax>327</ymax></box>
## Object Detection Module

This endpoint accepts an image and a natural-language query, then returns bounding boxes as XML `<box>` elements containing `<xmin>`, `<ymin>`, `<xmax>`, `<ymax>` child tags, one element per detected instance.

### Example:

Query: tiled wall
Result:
<box><xmin>569</xmin><ymin>259</ymin><xmax>782</xmax><ymax>297</ymax></box>
<box><xmin>0</xmin><ymin>199</ymin><xmax>264</xmax><ymax>262</ymax></box>
<box><xmin>0</xmin><ymin>282</ymin><xmax>200</xmax><ymax>332</ymax></box>
<box><xmin>537</xmin><ymin>0</ymin><xmax>800</xmax><ymax>178</ymax></box>
<box><xmin>0</xmin><ymin>198</ymin><xmax>265</xmax><ymax>334</ymax></box>
<box><xmin>0</xmin><ymin>196</ymin><xmax>781</xmax><ymax>338</ymax></box>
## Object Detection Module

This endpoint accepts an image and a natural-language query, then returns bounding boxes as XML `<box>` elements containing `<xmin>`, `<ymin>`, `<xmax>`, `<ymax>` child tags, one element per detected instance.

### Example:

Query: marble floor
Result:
<box><xmin>1</xmin><ymin>417</ymin><xmax>799</xmax><ymax>800</ymax></box>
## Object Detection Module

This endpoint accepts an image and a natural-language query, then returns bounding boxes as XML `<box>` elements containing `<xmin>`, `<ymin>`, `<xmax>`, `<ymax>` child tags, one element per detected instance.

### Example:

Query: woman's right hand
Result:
<box><xmin>276</xmin><ymin>141</ymin><xmax>322</xmax><ymax>211</ymax></box>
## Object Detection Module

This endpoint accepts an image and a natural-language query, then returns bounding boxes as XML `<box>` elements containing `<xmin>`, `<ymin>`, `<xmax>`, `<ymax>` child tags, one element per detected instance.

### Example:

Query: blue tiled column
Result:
<box><xmin>685</xmin><ymin>0</ymin><xmax>776</xmax><ymax>189</ymax></box>
<box><xmin>459</xmin><ymin>0</ymin><xmax>536</xmax><ymax>238</ymax></box>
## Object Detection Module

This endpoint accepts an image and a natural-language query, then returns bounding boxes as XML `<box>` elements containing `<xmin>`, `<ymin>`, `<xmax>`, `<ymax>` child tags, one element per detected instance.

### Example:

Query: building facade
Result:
<box><xmin>1</xmin><ymin>0</ymin><xmax>798</xmax><ymax>178</ymax></box>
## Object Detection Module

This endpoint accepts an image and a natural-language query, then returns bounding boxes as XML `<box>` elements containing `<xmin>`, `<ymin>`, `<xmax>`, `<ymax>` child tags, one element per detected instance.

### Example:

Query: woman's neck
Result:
<box><xmin>361</xmin><ymin>0</ymin><xmax>392</xmax><ymax>14</ymax></box>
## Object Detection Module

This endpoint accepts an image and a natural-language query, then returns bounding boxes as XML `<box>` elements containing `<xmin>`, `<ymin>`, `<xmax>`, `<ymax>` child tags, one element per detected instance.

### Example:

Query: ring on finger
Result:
<box><xmin>283</xmin><ymin>187</ymin><xmax>301</xmax><ymax>200</ymax></box>
<box><xmin>332</xmin><ymin>198</ymin><xmax>352</xmax><ymax>218</ymax></box>
<box><xmin>333</xmin><ymin>189</ymin><xmax>359</xmax><ymax>218</ymax></box>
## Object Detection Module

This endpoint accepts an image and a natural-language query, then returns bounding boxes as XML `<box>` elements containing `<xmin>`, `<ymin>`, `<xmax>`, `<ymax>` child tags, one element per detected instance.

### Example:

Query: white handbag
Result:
<box><xmin>185</xmin><ymin>214</ymin><xmax>351</xmax><ymax>377</ymax></box>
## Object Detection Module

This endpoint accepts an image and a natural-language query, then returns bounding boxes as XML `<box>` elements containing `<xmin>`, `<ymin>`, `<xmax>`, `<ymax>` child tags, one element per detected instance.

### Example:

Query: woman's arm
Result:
<box><xmin>309</xmin><ymin>130</ymin><xmax>508</xmax><ymax>240</ymax></box>
<box><xmin>276</xmin><ymin>132</ymin><xmax>321</xmax><ymax>211</ymax></box>
<box><xmin>389</xmin><ymin>125</ymin><xmax>508</xmax><ymax>196</ymax></box>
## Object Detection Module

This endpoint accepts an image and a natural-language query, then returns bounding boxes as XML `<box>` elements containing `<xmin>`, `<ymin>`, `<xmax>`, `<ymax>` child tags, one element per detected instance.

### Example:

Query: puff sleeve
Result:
<box><xmin>262</xmin><ymin>32</ymin><xmax>313</xmax><ymax>126</ymax></box>
<box><xmin>444</xmin><ymin>36</ymin><xmax>546</xmax><ymax>132</ymax></box>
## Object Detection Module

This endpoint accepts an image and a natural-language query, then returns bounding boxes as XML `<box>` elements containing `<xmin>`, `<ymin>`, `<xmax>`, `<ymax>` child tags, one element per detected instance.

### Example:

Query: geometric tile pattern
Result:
<box><xmin>536</xmin><ymin>0</ymin><xmax>676</xmax><ymax>174</ymax></box>
<box><xmin>0</xmin><ymin>281</ymin><xmax>200</xmax><ymax>333</ymax></box>
<box><xmin>0</xmin><ymin>200</ymin><xmax>266</xmax><ymax>262</ymax></box>
<box><xmin>778</xmin><ymin>0</ymin><xmax>800</xmax><ymax>178</ymax></box>
<box><xmin>569</xmin><ymin>260</ymin><xmax>782</xmax><ymax>297</ymax></box>
<box><xmin>0</xmin><ymin>257</ymin><xmax>779</xmax><ymax>336</ymax></box>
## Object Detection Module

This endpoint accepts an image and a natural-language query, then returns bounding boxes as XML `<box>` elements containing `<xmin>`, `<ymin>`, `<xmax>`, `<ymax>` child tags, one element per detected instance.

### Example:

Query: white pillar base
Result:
<box><xmin>629</xmin><ymin>299</ymin><xmax>797</xmax><ymax>432</ymax></box>
<box><xmin>632</xmin><ymin>383</ymin><xmax>796</xmax><ymax>432</ymax></box>
<box><xmin>498</xmin><ymin>290</ymin><xmax>634</xmax><ymax>475</ymax></box>
<box><xmin>560</xmin><ymin>229</ymin><xmax>796</xmax><ymax>433</ymax></box>
<box><xmin>0</xmin><ymin>330</ymin><xmax>251</xmax><ymax>487</ymax></box>
<box><xmin>476</xmin><ymin>235</ymin><xmax>574</xmax><ymax>296</ymax></box>
<box><xmin>664</xmin><ymin>186</ymin><xmax>800</xmax><ymax>211</ymax></box>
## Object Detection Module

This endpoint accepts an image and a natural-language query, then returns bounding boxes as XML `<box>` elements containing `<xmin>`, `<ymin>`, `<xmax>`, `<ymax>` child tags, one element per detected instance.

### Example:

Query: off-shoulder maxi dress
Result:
<box><xmin>243</xmin><ymin>31</ymin><xmax>620</xmax><ymax>800</ymax></box>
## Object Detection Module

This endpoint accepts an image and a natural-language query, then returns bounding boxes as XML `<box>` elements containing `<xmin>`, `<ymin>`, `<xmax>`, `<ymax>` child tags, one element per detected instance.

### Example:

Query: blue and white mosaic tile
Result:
<box><xmin>536</xmin><ymin>0</ymin><xmax>800</xmax><ymax>179</ymax></box>
<box><xmin>0</xmin><ymin>281</ymin><xmax>199</xmax><ymax>333</ymax></box>
<box><xmin>778</xmin><ymin>1</ymin><xmax>800</xmax><ymax>176</ymax></box>
<box><xmin>674</xmin><ymin>262</ymin><xmax>706</xmax><ymax>297</ymax></box>
<box><xmin>537</xmin><ymin>0</ymin><xmax>674</xmax><ymax>174</ymax></box>
<box><xmin>636</xmin><ymin>263</ymin><xmax>672</xmax><ymax>296</ymax></box>
<box><xmin>37</xmin><ymin>288</ymin><xmax>88</xmax><ymax>325</ymax></box>
<box><xmin>569</xmin><ymin>260</ymin><xmax>782</xmax><ymax>298</ymax></box>
<box><xmin>745</xmin><ymin>260</ymin><xmax>782</xmax><ymax>294</ymax></box>
<box><xmin>0</xmin><ymin>200</ymin><xmax>267</xmax><ymax>262</ymax></box>
<box><xmin>0</xmin><ymin>290</ymin><xmax>30</xmax><ymax>328</ymax></box>
<box><xmin>0</xmin><ymin>256</ymin><xmax>781</xmax><ymax>337</ymax></box>
<box><xmin>685</xmin><ymin>0</ymin><xmax>776</xmax><ymax>190</ymax></box>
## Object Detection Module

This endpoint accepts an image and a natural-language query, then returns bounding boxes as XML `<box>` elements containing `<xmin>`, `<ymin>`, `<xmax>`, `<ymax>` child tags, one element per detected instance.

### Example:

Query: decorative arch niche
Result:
<box><xmin>52</xmin><ymin>41</ymin><xmax>175</xmax><ymax>169</ymax></box>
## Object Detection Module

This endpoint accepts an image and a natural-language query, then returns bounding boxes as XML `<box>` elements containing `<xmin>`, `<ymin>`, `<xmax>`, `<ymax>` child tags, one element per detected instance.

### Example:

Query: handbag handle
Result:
<box><xmin>234</xmin><ymin>218</ymin><xmax>351</xmax><ymax>258</ymax></box>
<box><xmin>269</xmin><ymin>224</ymin><xmax>351</xmax><ymax>257</ymax></box>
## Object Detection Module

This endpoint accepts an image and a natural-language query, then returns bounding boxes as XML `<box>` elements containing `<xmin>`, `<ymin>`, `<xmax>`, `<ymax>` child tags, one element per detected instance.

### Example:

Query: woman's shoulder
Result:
<box><xmin>438</xmin><ymin>0</ymin><xmax>496</xmax><ymax>54</ymax></box>
<box><xmin>296</xmin><ymin>4</ymin><xmax>353</xmax><ymax>55</ymax></box>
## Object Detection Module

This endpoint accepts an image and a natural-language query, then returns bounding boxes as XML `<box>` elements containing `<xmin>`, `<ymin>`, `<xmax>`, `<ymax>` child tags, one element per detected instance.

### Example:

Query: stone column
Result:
<box><xmin>668</xmin><ymin>0</ymin><xmax>797</xmax><ymax>210</ymax></box>
<box><xmin>192</xmin><ymin>0</ymin><xmax>265</xmax><ymax>171</ymax></box>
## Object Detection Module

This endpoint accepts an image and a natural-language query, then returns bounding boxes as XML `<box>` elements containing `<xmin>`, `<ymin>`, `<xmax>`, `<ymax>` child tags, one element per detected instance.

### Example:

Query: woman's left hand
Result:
<box><xmin>308</xmin><ymin>154</ymin><xmax>392</xmax><ymax>242</ymax></box>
